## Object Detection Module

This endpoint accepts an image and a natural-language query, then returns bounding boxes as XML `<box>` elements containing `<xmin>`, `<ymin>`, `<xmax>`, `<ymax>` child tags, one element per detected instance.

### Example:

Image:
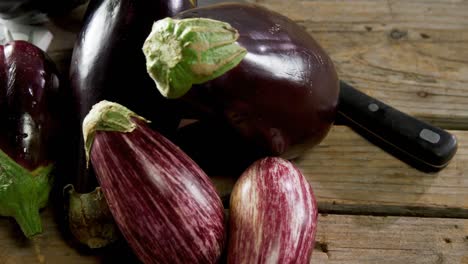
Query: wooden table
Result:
<box><xmin>1</xmin><ymin>0</ymin><xmax>467</xmax><ymax>263</ymax></box>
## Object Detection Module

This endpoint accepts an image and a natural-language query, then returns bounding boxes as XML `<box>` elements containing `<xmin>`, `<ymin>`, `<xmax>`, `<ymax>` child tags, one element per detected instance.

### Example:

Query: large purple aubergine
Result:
<box><xmin>67</xmin><ymin>0</ymin><xmax>196</xmax><ymax>247</ymax></box>
<box><xmin>143</xmin><ymin>3</ymin><xmax>339</xmax><ymax>159</ymax></box>
<box><xmin>144</xmin><ymin>3</ymin><xmax>457</xmax><ymax>172</ymax></box>
<box><xmin>228</xmin><ymin>157</ymin><xmax>318</xmax><ymax>263</ymax></box>
<box><xmin>0</xmin><ymin>40</ymin><xmax>63</xmax><ymax>237</ymax></box>
<box><xmin>83</xmin><ymin>101</ymin><xmax>225</xmax><ymax>264</ymax></box>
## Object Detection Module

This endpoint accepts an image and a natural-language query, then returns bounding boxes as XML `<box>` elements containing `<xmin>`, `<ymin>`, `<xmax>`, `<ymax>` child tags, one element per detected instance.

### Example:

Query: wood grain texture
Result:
<box><xmin>311</xmin><ymin>214</ymin><xmax>468</xmax><ymax>264</ymax></box>
<box><xmin>212</xmin><ymin>126</ymin><xmax>468</xmax><ymax>217</ymax></box>
<box><xmin>235</xmin><ymin>0</ymin><xmax>468</xmax><ymax>130</ymax></box>
<box><xmin>0</xmin><ymin>208</ymin><xmax>139</xmax><ymax>264</ymax></box>
<box><xmin>0</xmin><ymin>212</ymin><xmax>97</xmax><ymax>264</ymax></box>
<box><xmin>297</xmin><ymin>126</ymin><xmax>468</xmax><ymax>217</ymax></box>
<box><xmin>1</xmin><ymin>210</ymin><xmax>467</xmax><ymax>264</ymax></box>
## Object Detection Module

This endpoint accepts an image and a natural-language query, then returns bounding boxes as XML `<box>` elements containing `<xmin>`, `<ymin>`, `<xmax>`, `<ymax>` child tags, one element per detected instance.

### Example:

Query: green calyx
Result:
<box><xmin>143</xmin><ymin>17</ymin><xmax>247</xmax><ymax>99</ymax></box>
<box><xmin>83</xmin><ymin>100</ymin><xmax>149</xmax><ymax>166</ymax></box>
<box><xmin>0</xmin><ymin>148</ymin><xmax>53</xmax><ymax>238</ymax></box>
<box><xmin>65</xmin><ymin>185</ymin><xmax>119</xmax><ymax>248</ymax></box>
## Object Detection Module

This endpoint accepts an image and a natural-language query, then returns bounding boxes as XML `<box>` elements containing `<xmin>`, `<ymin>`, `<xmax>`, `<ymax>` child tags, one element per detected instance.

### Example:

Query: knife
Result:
<box><xmin>337</xmin><ymin>81</ymin><xmax>458</xmax><ymax>172</ymax></box>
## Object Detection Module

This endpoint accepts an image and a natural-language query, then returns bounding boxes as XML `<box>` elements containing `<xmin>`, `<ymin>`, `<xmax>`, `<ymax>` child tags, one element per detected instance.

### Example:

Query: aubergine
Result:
<box><xmin>83</xmin><ymin>101</ymin><xmax>225</xmax><ymax>264</ymax></box>
<box><xmin>67</xmin><ymin>0</ymin><xmax>197</xmax><ymax>248</ymax></box>
<box><xmin>144</xmin><ymin>3</ymin><xmax>457</xmax><ymax>172</ymax></box>
<box><xmin>228</xmin><ymin>157</ymin><xmax>318</xmax><ymax>263</ymax></box>
<box><xmin>0</xmin><ymin>40</ymin><xmax>63</xmax><ymax>237</ymax></box>
<box><xmin>143</xmin><ymin>3</ymin><xmax>339</xmax><ymax>159</ymax></box>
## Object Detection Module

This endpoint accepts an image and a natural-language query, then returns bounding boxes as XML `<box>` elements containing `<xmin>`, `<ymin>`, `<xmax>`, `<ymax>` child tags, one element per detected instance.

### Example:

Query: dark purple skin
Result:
<box><xmin>0</xmin><ymin>40</ymin><xmax>62</xmax><ymax>170</ymax></box>
<box><xmin>69</xmin><ymin>0</ymin><xmax>196</xmax><ymax>193</ymax></box>
<box><xmin>175</xmin><ymin>3</ymin><xmax>339</xmax><ymax>156</ymax></box>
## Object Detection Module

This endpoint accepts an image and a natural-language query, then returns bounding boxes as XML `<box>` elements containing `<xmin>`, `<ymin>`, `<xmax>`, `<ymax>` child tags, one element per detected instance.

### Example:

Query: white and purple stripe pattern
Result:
<box><xmin>228</xmin><ymin>157</ymin><xmax>318</xmax><ymax>264</ymax></box>
<box><xmin>90</xmin><ymin>120</ymin><xmax>225</xmax><ymax>264</ymax></box>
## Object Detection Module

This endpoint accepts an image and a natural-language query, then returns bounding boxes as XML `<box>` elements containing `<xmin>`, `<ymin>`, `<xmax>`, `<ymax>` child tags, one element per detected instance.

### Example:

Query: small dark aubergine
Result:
<box><xmin>67</xmin><ymin>0</ymin><xmax>196</xmax><ymax>247</ymax></box>
<box><xmin>83</xmin><ymin>101</ymin><xmax>225</xmax><ymax>264</ymax></box>
<box><xmin>0</xmin><ymin>40</ymin><xmax>63</xmax><ymax>237</ymax></box>
<box><xmin>145</xmin><ymin>3</ymin><xmax>457</xmax><ymax>172</ymax></box>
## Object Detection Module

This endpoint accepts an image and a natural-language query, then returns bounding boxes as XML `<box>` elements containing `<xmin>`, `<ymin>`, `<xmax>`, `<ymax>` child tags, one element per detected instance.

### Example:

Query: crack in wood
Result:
<box><xmin>386</xmin><ymin>0</ymin><xmax>396</xmax><ymax>20</ymax></box>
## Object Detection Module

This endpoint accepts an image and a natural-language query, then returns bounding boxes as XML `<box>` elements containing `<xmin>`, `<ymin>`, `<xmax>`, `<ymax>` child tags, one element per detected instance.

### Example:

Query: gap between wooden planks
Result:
<box><xmin>211</xmin><ymin>126</ymin><xmax>468</xmax><ymax>218</ymax></box>
<box><xmin>311</xmin><ymin>213</ymin><xmax>468</xmax><ymax>264</ymax></box>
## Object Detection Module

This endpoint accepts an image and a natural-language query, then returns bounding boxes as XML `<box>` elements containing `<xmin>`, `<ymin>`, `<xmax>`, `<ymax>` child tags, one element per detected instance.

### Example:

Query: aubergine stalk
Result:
<box><xmin>143</xmin><ymin>3</ymin><xmax>339</xmax><ymax>161</ymax></box>
<box><xmin>67</xmin><ymin>0</ymin><xmax>197</xmax><ymax>248</ymax></box>
<box><xmin>228</xmin><ymin>157</ymin><xmax>318</xmax><ymax>263</ymax></box>
<box><xmin>0</xmin><ymin>40</ymin><xmax>63</xmax><ymax>237</ymax></box>
<box><xmin>82</xmin><ymin>100</ymin><xmax>225</xmax><ymax>264</ymax></box>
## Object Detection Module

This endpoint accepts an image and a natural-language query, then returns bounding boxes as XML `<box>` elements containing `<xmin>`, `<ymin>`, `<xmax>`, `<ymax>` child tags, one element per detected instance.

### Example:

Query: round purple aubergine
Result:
<box><xmin>0</xmin><ymin>41</ymin><xmax>61</xmax><ymax>168</ymax></box>
<box><xmin>175</xmin><ymin>3</ymin><xmax>339</xmax><ymax>157</ymax></box>
<box><xmin>0</xmin><ymin>40</ymin><xmax>64</xmax><ymax>238</ymax></box>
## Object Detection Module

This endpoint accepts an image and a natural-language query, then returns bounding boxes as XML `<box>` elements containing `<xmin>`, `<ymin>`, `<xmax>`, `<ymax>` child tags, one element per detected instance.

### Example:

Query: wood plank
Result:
<box><xmin>0</xmin><ymin>209</ymin><xmax>136</xmax><ymax>264</ymax></box>
<box><xmin>239</xmin><ymin>0</ymin><xmax>468</xmax><ymax>129</ymax></box>
<box><xmin>212</xmin><ymin>126</ymin><xmax>468</xmax><ymax>217</ymax></box>
<box><xmin>1</xmin><ymin>210</ymin><xmax>467</xmax><ymax>263</ymax></box>
<box><xmin>298</xmin><ymin>126</ymin><xmax>468</xmax><ymax>217</ymax></box>
<box><xmin>311</xmin><ymin>214</ymin><xmax>468</xmax><ymax>264</ymax></box>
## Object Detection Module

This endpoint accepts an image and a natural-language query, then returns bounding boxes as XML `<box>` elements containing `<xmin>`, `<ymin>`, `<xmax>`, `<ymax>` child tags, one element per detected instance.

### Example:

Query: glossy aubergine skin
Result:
<box><xmin>176</xmin><ymin>3</ymin><xmax>339</xmax><ymax>156</ymax></box>
<box><xmin>0</xmin><ymin>40</ymin><xmax>63</xmax><ymax>237</ymax></box>
<box><xmin>0</xmin><ymin>40</ymin><xmax>61</xmax><ymax>170</ymax></box>
<box><xmin>69</xmin><ymin>0</ymin><xmax>196</xmax><ymax>193</ymax></box>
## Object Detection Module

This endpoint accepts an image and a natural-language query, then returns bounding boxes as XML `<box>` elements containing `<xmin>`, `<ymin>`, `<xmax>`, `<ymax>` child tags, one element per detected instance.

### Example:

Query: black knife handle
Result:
<box><xmin>337</xmin><ymin>81</ymin><xmax>458</xmax><ymax>172</ymax></box>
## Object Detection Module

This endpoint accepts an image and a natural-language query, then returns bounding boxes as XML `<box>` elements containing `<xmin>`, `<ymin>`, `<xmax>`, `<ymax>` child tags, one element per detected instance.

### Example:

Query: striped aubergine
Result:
<box><xmin>82</xmin><ymin>100</ymin><xmax>225</xmax><ymax>264</ymax></box>
<box><xmin>228</xmin><ymin>157</ymin><xmax>318</xmax><ymax>264</ymax></box>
